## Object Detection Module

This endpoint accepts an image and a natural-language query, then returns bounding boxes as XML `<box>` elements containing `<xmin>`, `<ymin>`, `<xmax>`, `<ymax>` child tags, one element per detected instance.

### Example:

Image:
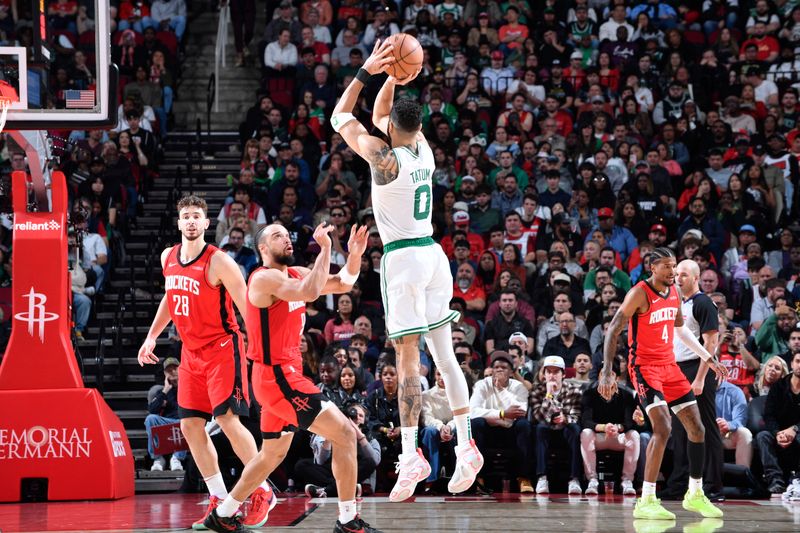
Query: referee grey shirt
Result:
<box><xmin>673</xmin><ymin>291</ymin><xmax>719</xmax><ymax>363</ymax></box>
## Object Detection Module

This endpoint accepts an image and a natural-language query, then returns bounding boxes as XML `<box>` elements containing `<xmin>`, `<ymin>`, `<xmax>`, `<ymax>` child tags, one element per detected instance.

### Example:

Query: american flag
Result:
<box><xmin>64</xmin><ymin>90</ymin><xmax>95</xmax><ymax>109</ymax></box>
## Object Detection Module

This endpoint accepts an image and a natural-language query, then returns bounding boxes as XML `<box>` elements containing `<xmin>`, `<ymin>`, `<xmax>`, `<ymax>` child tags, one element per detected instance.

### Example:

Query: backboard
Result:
<box><xmin>0</xmin><ymin>0</ymin><xmax>116</xmax><ymax>130</ymax></box>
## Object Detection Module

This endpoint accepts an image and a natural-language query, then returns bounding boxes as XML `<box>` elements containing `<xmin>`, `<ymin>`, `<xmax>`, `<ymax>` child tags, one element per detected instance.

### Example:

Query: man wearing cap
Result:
<box><xmin>535</xmin><ymin>213</ymin><xmax>582</xmax><ymax>265</ymax></box>
<box><xmin>491</xmin><ymin>172</ymin><xmax>525</xmax><ymax>216</ymax></box>
<box><xmin>442</xmin><ymin>211</ymin><xmax>484</xmax><ymax>260</ymax></box>
<box><xmin>721</xmin><ymin>224</ymin><xmax>758</xmax><ymax>283</ymax></box>
<box><xmin>464</xmin><ymin>0</ymin><xmax>502</xmax><ymax>27</ymax></box>
<box><xmin>567</xmin><ymin>4</ymin><xmax>597</xmax><ymax>45</ymax></box>
<box><xmin>481</xmin><ymin>50</ymin><xmax>515</xmax><ymax>97</ymax></box>
<box><xmin>448</xmin><ymin>238</ymin><xmax>478</xmax><ymax>277</ymax></box>
<box><xmin>756</xmin><ymin>305</ymin><xmax>799</xmax><ymax>360</ymax></box>
<box><xmin>485</xmin><ymin>289</ymin><xmax>535</xmax><ymax>355</ymax></box>
<box><xmin>628</xmin><ymin>225</ymin><xmax>668</xmax><ymax>273</ymax></box>
<box><xmin>498</xmin><ymin>94</ymin><xmax>534</xmax><ymax>137</ymax></box>
<box><xmin>469</xmin><ymin>184</ymin><xmax>503</xmax><ymax>235</ymax></box>
<box><xmin>265</xmin><ymin>0</ymin><xmax>302</xmax><ymax>44</ymax></box>
<box><xmin>677</xmin><ymin>197</ymin><xmax>726</xmax><ymax>263</ymax></box>
<box><xmin>145</xmin><ymin>357</ymin><xmax>187</xmax><ymax>471</ymax></box>
<box><xmin>543</xmin><ymin>61</ymin><xmax>575</xmax><ymax>110</ymax></box>
<box><xmin>362</xmin><ymin>6</ymin><xmax>399</xmax><ymax>47</ymax></box>
<box><xmin>530</xmin><ymin>355</ymin><xmax>584</xmax><ymax>494</ymax></box>
<box><xmin>653</xmin><ymin>82</ymin><xmax>690</xmax><ymax>126</ymax></box>
<box><xmin>586</xmin><ymin>207</ymin><xmax>638</xmax><ymax>263</ymax></box>
<box><xmin>498</xmin><ymin>5</ymin><xmax>528</xmax><ymax>52</ymax></box>
<box><xmin>470</xmin><ymin>350</ymin><xmax>535</xmax><ymax>492</ymax></box>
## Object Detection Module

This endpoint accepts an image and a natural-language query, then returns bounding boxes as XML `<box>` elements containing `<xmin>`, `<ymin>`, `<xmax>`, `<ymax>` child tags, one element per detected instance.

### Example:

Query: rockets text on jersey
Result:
<box><xmin>628</xmin><ymin>280</ymin><xmax>680</xmax><ymax>366</ymax></box>
<box><xmin>163</xmin><ymin>243</ymin><xmax>239</xmax><ymax>351</ymax></box>
<box><xmin>246</xmin><ymin>266</ymin><xmax>306</xmax><ymax>366</ymax></box>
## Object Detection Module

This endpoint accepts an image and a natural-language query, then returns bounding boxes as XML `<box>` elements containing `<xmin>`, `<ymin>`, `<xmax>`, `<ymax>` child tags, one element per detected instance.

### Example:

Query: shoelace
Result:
<box><xmin>250</xmin><ymin>491</ymin><xmax>264</xmax><ymax>513</ymax></box>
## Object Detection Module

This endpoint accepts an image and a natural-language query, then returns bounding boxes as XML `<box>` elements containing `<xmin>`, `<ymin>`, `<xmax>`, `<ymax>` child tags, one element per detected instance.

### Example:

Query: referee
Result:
<box><xmin>663</xmin><ymin>259</ymin><xmax>724</xmax><ymax>500</ymax></box>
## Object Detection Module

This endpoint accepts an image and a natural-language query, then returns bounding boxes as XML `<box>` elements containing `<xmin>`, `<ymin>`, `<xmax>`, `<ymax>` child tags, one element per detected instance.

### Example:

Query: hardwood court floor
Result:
<box><xmin>1</xmin><ymin>493</ymin><xmax>799</xmax><ymax>532</ymax></box>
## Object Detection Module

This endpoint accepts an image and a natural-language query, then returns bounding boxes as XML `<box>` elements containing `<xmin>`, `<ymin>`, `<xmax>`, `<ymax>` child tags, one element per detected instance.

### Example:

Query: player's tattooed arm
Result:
<box><xmin>367</xmin><ymin>144</ymin><xmax>399</xmax><ymax>185</ymax></box>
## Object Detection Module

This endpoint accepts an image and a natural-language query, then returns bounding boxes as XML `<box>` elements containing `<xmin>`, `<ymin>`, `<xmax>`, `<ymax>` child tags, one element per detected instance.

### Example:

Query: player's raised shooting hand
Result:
<box><xmin>363</xmin><ymin>39</ymin><xmax>395</xmax><ymax>75</ymax></box>
<box><xmin>347</xmin><ymin>224</ymin><xmax>370</xmax><ymax>258</ymax></box>
<box><xmin>388</xmin><ymin>65</ymin><xmax>422</xmax><ymax>85</ymax></box>
<box><xmin>313</xmin><ymin>222</ymin><xmax>336</xmax><ymax>250</ymax></box>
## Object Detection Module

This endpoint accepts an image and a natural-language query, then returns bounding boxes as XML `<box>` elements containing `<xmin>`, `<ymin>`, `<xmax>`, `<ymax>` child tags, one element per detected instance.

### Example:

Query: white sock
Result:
<box><xmin>259</xmin><ymin>481</ymin><xmax>272</xmax><ymax>493</ymax></box>
<box><xmin>204</xmin><ymin>472</ymin><xmax>228</xmax><ymax>499</ymax></box>
<box><xmin>689</xmin><ymin>477</ymin><xmax>703</xmax><ymax>493</ymax></box>
<box><xmin>338</xmin><ymin>499</ymin><xmax>357</xmax><ymax>523</ymax></box>
<box><xmin>453</xmin><ymin>414</ymin><xmax>472</xmax><ymax>446</ymax></box>
<box><xmin>401</xmin><ymin>426</ymin><xmax>418</xmax><ymax>456</ymax></box>
<box><xmin>642</xmin><ymin>481</ymin><xmax>657</xmax><ymax>498</ymax></box>
<box><xmin>216</xmin><ymin>495</ymin><xmax>242</xmax><ymax>518</ymax></box>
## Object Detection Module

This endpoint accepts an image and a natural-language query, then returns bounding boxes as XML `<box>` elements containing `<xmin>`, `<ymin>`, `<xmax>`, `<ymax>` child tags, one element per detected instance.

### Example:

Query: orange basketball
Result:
<box><xmin>384</xmin><ymin>33</ymin><xmax>423</xmax><ymax>81</ymax></box>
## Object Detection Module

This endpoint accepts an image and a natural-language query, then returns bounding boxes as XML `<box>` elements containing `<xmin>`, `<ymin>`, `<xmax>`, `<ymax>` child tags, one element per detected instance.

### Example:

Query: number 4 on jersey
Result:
<box><xmin>662</xmin><ymin>324</ymin><xmax>669</xmax><ymax>344</ymax></box>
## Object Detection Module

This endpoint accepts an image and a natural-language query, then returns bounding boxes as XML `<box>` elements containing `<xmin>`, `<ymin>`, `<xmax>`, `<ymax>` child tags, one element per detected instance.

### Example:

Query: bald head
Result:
<box><xmin>676</xmin><ymin>259</ymin><xmax>700</xmax><ymax>294</ymax></box>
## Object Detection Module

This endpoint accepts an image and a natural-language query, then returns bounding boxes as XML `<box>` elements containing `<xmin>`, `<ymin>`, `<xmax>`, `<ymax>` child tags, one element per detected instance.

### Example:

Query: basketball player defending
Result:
<box><xmin>138</xmin><ymin>195</ymin><xmax>275</xmax><ymax>529</ymax></box>
<box><xmin>599</xmin><ymin>248</ymin><xmax>728</xmax><ymax>520</ymax></box>
<box><xmin>204</xmin><ymin>222</ymin><xmax>378</xmax><ymax>533</ymax></box>
<box><xmin>330</xmin><ymin>40</ymin><xmax>483</xmax><ymax>502</ymax></box>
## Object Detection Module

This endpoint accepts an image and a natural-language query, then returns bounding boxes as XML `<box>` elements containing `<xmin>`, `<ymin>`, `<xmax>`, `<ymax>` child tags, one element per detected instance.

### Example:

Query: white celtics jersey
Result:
<box><xmin>371</xmin><ymin>138</ymin><xmax>435</xmax><ymax>244</ymax></box>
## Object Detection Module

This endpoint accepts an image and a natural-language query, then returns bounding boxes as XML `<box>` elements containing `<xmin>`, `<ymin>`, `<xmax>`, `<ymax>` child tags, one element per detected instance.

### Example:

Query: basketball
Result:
<box><xmin>384</xmin><ymin>33</ymin><xmax>423</xmax><ymax>81</ymax></box>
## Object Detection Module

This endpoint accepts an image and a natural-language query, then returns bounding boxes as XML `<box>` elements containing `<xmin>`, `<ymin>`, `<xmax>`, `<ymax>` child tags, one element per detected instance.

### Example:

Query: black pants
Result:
<box><xmin>756</xmin><ymin>430</ymin><xmax>800</xmax><ymax>485</ymax></box>
<box><xmin>472</xmin><ymin>417</ymin><xmax>535</xmax><ymax>479</ymax></box>
<box><xmin>229</xmin><ymin>0</ymin><xmax>255</xmax><ymax>53</ymax></box>
<box><xmin>294</xmin><ymin>450</ymin><xmax>378</xmax><ymax>496</ymax></box>
<box><xmin>666</xmin><ymin>358</ymin><xmax>724</xmax><ymax>493</ymax></box>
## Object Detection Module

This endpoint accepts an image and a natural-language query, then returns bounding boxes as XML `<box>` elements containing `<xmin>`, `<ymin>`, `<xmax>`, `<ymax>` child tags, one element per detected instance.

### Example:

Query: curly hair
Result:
<box><xmin>390</xmin><ymin>98</ymin><xmax>422</xmax><ymax>132</ymax></box>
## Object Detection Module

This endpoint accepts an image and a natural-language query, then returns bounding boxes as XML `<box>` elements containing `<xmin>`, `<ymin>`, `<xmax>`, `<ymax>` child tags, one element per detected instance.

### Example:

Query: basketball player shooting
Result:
<box><xmin>330</xmin><ymin>39</ymin><xmax>484</xmax><ymax>502</ymax></box>
<box><xmin>598</xmin><ymin>247</ymin><xmax>728</xmax><ymax>521</ymax></box>
<box><xmin>137</xmin><ymin>195</ymin><xmax>275</xmax><ymax>529</ymax></box>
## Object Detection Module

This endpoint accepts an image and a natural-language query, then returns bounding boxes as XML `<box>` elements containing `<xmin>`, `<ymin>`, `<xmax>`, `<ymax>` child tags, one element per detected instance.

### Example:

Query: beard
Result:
<box><xmin>183</xmin><ymin>231</ymin><xmax>203</xmax><ymax>241</ymax></box>
<box><xmin>273</xmin><ymin>251</ymin><xmax>295</xmax><ymax>266</ymax></box>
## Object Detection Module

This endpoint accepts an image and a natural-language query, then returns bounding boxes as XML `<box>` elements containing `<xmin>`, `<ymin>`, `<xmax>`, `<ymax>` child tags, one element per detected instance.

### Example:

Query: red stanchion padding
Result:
<box><xmin>0</xmin><ymin>388</ymin><xmax>134</xmax><ymax>501</ymax></box>
<box><xmin>0</xmin><ymin>171</ymin><xmax>134</xmax><ymax>501</ymax></box>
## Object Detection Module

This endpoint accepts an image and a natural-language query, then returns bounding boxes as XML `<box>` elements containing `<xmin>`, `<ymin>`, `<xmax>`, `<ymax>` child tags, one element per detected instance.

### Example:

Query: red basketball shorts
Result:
<box><xmin>178</xmin><ymin>331</ymin><xmax>250</xmax><ymax>420</ymax></box>
<box><xmin>252</xmin><ymin>362</ymin><xmax>327</xmax><ymax>439</ymax></box>
<box><xmin>629</xmin><ymin>361</ymin><xmax>695</xmax><ymax>413</ymax></box>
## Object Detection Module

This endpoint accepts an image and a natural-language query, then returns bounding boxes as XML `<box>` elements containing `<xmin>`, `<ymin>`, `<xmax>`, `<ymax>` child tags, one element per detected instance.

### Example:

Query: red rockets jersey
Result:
<box><xmin>246</xmin><ymin>267</ymin><xmax>306</xmax><ymax>365</ymax></box>
<box><xmin>163</xmin><ymin>244</ymin><xmax>239</xmax><ymax>351</ymax></box>
<box><xmin>628</xmin><ymin>280</ymin><xmax>680</xmax><ymax>366</ymax></box>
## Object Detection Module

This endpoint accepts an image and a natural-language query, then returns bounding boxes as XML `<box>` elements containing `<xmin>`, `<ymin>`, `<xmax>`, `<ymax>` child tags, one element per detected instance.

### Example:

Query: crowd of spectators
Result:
<box><xmin>219</xmin><ymin>0</ymin><xmax>800</xmax><ymax>496</ymax></box>
<box><xmin>0</xmin><ymin>0</ymin><xmax>185</xmax><ymax>350</ymax></box>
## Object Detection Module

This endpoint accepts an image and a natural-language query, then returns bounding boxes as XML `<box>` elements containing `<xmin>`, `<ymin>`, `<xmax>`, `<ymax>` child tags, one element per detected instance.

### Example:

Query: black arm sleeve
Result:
<box><xmin>693</xmin><ymin>294</ymin><xmax>719</xmax><ymax>335</ymax></box>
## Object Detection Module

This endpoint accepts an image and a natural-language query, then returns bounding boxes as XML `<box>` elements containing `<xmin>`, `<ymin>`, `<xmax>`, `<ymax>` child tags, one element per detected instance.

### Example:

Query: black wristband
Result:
<box><xmin>355</xmin><ymin>68</ymin><xmax>371</xmax><ymax>84</ymax></box>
